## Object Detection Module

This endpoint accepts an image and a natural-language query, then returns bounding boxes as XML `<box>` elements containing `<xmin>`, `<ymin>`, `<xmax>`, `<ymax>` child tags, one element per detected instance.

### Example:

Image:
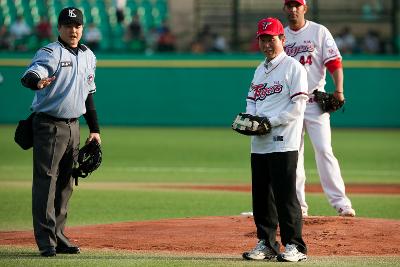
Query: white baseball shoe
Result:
<box><xmin>277</xmin><ymin>244</ymin><xmax>307</xmax><ymax>262</ymax></box>
<box><xmin>242</xmin><ymin>240</ymin><xmax>277</xmax><ymax>261</ymax></box>
<box><xmin>338</xmin><ymin>206</ymin><xmax>356</xmax><ymax>217</ymax></box>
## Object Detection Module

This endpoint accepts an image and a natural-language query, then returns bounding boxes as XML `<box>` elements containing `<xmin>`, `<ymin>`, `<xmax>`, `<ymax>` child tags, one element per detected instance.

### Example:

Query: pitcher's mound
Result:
<box><xmin>0</xmin><ymin>216</ymin><xmax>399</xmax><ymax>256</ymax></box>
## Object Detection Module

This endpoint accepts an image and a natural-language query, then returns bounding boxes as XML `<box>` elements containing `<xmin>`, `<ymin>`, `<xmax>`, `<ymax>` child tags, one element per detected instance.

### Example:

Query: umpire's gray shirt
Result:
<box><xmin>23</xmin><ymin>40</ymin><xmax>96</xmax><ymax>119</ymax></box>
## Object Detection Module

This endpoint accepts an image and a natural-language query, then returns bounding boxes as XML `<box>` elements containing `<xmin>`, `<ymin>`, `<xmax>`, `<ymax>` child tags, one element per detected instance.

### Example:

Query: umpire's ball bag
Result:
<box><xmin>14</xmin><ymin>112</ymin><xmax>35</xmax><ymax>150</ymax></box>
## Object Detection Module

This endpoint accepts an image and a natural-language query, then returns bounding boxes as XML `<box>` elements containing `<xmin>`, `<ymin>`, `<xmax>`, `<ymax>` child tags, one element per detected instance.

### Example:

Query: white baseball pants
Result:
<box><xmin>296</xmin><ymin>103</ymin><xmax>352</xmax><ymax>214</ymax></box>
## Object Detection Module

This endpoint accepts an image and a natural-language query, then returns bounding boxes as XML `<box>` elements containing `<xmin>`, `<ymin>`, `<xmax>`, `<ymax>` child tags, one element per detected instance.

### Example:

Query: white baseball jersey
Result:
<box><xmin>284</xmin><ymin>20</ymin><xmax>341</xmax><ymax>94</ymax></box>
<box><xmin>246</xmin><ymin>51</ymin><xmax>308</xmax><ymax>154</ymax></box>
<box><xmin>284</xmin><ymin>21</ymin><xmax>353</xmax><ymax>214</ymax></box>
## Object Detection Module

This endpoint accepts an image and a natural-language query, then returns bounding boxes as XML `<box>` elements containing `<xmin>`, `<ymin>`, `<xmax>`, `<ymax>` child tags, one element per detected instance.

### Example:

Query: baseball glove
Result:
<box><xmin>313</xmin><ymin>89</ymin><xmax>345</xmax><ymax>112</ymax></box>
<box><xmin>232</xmin><ymin>113</ymin><xmax>271</xmax><ymax>136</ymax></box>
<box><xmin>72</xmin><ymin>140</ymin><xmax>102</xmax><ymax>179</ymax></box>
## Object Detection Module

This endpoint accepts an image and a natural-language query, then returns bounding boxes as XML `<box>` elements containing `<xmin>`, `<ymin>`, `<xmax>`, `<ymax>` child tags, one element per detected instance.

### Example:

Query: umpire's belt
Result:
<box><xmin>37</xmin><ymin>112</ymin><xmax>77</xmax><ymax>123</ymax></box>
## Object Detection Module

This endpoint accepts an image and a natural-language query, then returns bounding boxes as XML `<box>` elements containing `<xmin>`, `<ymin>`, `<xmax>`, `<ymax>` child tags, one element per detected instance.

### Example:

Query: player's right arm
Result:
<box><xmin>21</xmin><ymin>46</ymin><xmax>59</xmax><ymax>90</ymax></box>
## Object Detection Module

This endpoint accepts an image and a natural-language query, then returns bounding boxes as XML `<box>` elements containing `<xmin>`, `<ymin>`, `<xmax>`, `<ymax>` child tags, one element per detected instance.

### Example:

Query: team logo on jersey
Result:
<box><xmin>328</xmin><ymin>48</ymin><xmax>338</xmax><ymax>56</ymax></box>
<box><xmin>87</xmin><ymin>74</ymin><xmax>94</xmax><ymax>84</ymax></box>
<box><xmin>250</xmin><ymin>82</ymin><xmax>283</xmax><ymax>101</ymax></box>
<box><xmin>284</xmin><ymin>42</ymin><xmax>314</xmax><ymax>57</ymax></box>
<box><xmin>60</xmin><ymin>61</ymin><xmax>72</xmax><ymax>67</ymax></box>
<box><xmin>325</xmin><ymin>38</ymin><xmax>335</xmax><ymax>47</ymax></box>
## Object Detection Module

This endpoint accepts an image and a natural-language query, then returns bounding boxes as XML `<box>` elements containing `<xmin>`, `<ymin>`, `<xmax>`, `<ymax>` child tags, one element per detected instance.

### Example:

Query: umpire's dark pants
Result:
<box><xmin>32</xmin><ymin>113</ymin><xmax>79</xmax><ymax>252</ymax></box>
<box><xmin>251</xmin><ymin>152</ymin><xmax>307</xmax><ymax>255</ymax></box>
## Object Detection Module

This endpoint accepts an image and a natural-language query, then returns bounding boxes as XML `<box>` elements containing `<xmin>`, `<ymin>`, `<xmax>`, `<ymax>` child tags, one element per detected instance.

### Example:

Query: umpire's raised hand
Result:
<box><xmin>37</xmin><ymin>76</ymin><xmax>56</xmax><ymax>89</ymax></box>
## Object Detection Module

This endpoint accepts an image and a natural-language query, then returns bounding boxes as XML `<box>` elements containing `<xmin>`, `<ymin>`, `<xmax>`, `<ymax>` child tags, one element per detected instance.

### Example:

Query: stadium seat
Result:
<box><xmin>0</xmin><ymin>0</ymin><xmax>169</xmax><ymax>52</ymax></box>
<box><xmin>111</xmin><ymin>23</ymin><xmax>126</xmax><ymax>51</ymax></box>
<box><xmin>155</xmin><ymin>0</ymin><xmax>168</xmax><ymax>23</ymax></box>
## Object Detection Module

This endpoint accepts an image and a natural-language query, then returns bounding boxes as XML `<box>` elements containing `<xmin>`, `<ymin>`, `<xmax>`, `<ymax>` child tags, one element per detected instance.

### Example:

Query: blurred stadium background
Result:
<box><xmin>0</xmin><ymin>0</ymin><xmax>399</xmax><ymax>53</ymax></box>
<box><xmin>0</xmin><ymin>0</ymin><xmax>399</xmax><ymax>128</ymax></box>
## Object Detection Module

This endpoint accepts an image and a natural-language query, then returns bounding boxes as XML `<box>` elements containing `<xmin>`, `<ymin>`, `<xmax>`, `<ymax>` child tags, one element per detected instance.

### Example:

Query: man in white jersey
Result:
<box><xmin>241</xmin><ymin>17</ymin><xmax>308</xmax><ymax>262</ymax></box>
<box><xmin>282</xmin><ymin>0</ymin><xmax>355</xmax><ymax>217</ymax></box>
<box><xmin>21</xmin><ymin>7</ymin><xmax>101</xmax><ymax>257</ymax></box>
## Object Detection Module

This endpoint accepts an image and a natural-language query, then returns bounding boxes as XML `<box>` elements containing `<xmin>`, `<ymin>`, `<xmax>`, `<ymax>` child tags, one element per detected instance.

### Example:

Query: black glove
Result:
<box><xmin>313</xmin><ymin>89</ymin><xmax>345</xmax><ymax>113</ymax></box>
<box><xmin>232</xmin><ymin>113</ymin><xmax>271</xmax><ymax>136</ymax></box>
<box><xmin>72</xmin><ymin>140</ymin><xmax>102</xmax><ymax>178</ymax></box>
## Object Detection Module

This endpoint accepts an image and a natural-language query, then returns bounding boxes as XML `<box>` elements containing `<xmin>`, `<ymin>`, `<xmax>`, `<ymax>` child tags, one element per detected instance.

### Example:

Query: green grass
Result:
<box><xmin>1</xmin><ymin>185</ymin><xmax>399</xmax><ymax>231</ymax></box>
<box><xmin>0</xmin><ymin>126</ymin><xmax>399</xmax><ymax>230</ymax></box>
<box><xmin>0</xmin><ymin>247</ymin><xmax>399</xmax><ymax>267</ymax></box>
<box><xmin>1</xmin><ymin>126</ymin><xmax>400</xmax><ymax>184</ymax></box>
<box><xmin>0</xmin><ymin>126</ymin><xmax>399</xmax><ymax>266</ymax></box>
<box><xmin>0</xmin><ymin>185</ymin><xmax>251</xmax><ymax>230</ymax></box>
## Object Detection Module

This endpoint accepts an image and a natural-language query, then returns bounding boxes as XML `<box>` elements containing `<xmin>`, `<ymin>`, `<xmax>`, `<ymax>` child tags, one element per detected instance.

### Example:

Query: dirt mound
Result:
<box><xmin>1</xmin><ymin>216</ymin><xmax>399</xmax><ymax>256</ymax></box>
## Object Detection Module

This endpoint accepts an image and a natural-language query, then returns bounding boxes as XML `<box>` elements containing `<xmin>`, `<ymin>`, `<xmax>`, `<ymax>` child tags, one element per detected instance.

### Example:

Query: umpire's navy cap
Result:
<box><xmin>58</xmin><ymin>7</ymin><xmax>83</xmax><ymax>25</ymax></box>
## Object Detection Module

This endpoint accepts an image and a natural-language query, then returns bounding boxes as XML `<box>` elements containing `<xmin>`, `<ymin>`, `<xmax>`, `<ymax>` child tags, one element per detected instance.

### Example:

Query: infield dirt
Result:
<box><xmin>0</xmin><ymin>216</ymin><xmax>399</xmax><ymax>256</ymax></box>
<box><xmin>0</xmin><ymin>184</ymin><xmax>399</xmax><ymax>256</ymax></box>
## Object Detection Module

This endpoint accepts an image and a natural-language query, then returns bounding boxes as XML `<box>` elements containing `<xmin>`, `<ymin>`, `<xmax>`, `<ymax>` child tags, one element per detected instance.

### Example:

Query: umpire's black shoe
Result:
<box><xmin>40</xmin><ymin>248</ymin><xmax>56</xmax><ymax>257</ymax></box>
<box><xmin>56</xmin><ymin>244</ymin><xmax>80</xmax><ymax>254</ymax></box>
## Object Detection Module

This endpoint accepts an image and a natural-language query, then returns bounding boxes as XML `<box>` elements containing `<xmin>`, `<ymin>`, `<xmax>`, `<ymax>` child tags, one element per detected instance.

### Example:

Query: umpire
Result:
<box><xmin>21</xmin><ymin>7</ymin><xmax>101</xmax><ymax>257</ymax></box>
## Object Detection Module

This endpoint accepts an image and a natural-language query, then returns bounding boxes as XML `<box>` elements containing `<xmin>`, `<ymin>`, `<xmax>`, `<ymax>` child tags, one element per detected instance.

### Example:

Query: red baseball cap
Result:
<box><xmin>256</xmin><ymin>17</ymin><xmax>284</xmax><ymax>37</ymax></box>
<box><xmin>284</xmin><ymin>0</ymin><xmax>306</xmax><ymax>5</ymax></box>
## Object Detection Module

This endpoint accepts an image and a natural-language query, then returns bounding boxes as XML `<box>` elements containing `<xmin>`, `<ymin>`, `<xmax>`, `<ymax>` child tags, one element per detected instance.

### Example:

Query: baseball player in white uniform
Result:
<box><xmin>242</xmin><ymin>17</ymin><xmax>308</xmax><ymax>262</ymax></box>
<box><xmin>283</xmin><ymin>0</ymin><xmax>355</xmax><ymax>217</ymax></box>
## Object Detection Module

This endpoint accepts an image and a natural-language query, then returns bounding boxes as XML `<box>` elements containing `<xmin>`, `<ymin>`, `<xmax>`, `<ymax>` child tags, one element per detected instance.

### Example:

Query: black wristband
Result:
<box><xmin>83</xmin><ymin>109</ymin><xmax>100</xmax><ymax>133</ymax></box>
<box><xmin>21</xmin><ymin>72</ymin><xmax>41</xmax><ymax>90</ymax></box>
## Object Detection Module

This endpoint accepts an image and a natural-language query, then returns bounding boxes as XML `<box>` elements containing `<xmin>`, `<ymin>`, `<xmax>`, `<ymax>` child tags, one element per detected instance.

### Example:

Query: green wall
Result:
<box><xmin>0</xmin><ymin>54</ymin><xmax>399</xmax><ymax>127</ymax></box>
